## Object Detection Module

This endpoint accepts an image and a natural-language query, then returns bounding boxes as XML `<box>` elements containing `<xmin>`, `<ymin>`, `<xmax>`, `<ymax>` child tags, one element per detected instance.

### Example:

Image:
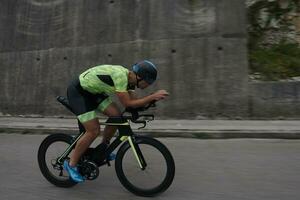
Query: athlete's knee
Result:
<box><xmin>103</xmin><ymin>103</ymin><xmax>121</xmax><ymax>117</ymax></box>
<box><xmin>108</xmin><ymin>112</ymin><xmax>121</xmax><ymax>117</ymax></box>
<box><xmin>85</xmin><ymin>133</ymin><xmax>99</xmax><ymax>142</ymax></box>
<box><xmin>83</xmin><ymin>120</ymin><xmax>100</xmax><ymax>138</ymax></box>
<box><xmin>86</xmin><ymin>128</ymin><xmax>100</xmax><ymax>138</ymax></box>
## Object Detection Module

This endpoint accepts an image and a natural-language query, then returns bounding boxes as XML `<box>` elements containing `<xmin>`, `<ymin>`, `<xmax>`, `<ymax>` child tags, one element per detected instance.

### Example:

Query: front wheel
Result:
<box><xmin>115</xmin><ymin>136</ymin><xmax>175</xmax><ymax>197</ymax></box>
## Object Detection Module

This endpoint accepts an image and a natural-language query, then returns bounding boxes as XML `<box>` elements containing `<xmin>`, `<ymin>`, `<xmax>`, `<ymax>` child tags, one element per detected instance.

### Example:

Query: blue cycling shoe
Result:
<box><xmin>63</xmin><ymin>160</ymin><xmax>85</xmax><ymax>183</ymax></box>
<box><xmin>108</xmin><ymin>153</ymin><xmax>116</xmax><ymax>161</ymax></box>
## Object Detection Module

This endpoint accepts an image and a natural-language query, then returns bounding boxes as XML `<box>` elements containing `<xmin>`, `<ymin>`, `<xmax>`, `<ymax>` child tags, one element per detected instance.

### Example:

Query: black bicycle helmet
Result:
<box><xmin>132</xmin><ymin>60</ymin><xmax>157</xmax><ymax>85</ymax></box>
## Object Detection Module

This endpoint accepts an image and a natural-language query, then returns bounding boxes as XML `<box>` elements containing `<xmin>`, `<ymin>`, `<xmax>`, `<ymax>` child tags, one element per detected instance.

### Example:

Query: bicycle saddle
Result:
<box><xmin>56</xmin><ymin>96</ymin><xmax>74</xmax><ymax>114</ymax></box>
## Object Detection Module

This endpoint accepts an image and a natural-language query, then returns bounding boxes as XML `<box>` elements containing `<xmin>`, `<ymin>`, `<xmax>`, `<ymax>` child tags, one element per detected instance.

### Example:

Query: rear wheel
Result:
<box><xmin>37</xmin><ymin>134</ymin><xmax>77</xmax><ymax>187</ymax></box>
<box><xmin>115</xmin><ymin>136</ymin><xmax>175</xmax><ymax>197</ymax></box>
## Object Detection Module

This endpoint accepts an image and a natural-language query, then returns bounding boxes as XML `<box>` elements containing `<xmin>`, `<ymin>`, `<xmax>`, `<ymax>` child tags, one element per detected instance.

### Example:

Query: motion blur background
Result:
<box><xmin>0</xmin><ymin>0</ymin><xmax>299</xmax><ymax>119</ymax></box>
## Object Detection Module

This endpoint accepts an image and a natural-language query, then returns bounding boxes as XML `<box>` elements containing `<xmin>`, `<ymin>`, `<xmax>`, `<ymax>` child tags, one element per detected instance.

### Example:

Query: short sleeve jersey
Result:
<box><xmin>79</xmin><ymin>65</ymin><xmax>129</xmax><ymax>94</ymax></box>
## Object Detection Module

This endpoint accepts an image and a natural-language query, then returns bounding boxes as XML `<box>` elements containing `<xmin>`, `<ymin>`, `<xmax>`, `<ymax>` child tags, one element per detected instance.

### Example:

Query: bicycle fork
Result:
<box><xmin>121</xmin><ymin>136</ymin><xmax>147</xmax><ymax>170</ymax></box>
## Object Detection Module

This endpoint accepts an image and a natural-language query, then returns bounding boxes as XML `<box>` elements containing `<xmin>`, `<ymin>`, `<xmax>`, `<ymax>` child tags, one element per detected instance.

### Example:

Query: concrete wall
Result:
<box><xmin>1</xmin><ymin>0</ymin><xmax>249</xmax><ymax>119</ymax></box>
<box><xmin>250</xmin><ymin>82</ymin><xmax>300</xmax><ymax>119</ymax></box>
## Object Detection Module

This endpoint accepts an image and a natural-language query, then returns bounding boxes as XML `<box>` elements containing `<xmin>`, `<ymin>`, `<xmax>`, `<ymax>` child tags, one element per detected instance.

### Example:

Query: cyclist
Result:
<box><xmin>64</xmin><ymin>60</ymin><xmax>169</xmax><ymax>183</ymax></box>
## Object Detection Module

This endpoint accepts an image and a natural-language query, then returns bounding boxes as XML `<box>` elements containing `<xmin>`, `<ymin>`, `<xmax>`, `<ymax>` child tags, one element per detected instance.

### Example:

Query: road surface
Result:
<box><xmin>1</xmin><ymin>133</ymin><xmax>300</xmax><ymax>200</ymax></box>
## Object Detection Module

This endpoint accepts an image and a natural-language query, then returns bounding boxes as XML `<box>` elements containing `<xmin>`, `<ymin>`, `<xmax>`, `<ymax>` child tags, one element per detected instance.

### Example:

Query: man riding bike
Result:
<box><xmin>64</xmin><ymin>60</ymin><xmax>169</xmax><ymax>183</ymax></box>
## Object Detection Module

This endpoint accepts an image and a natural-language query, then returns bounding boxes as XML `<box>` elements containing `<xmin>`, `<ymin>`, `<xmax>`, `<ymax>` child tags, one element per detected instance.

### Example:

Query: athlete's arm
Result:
<box><xmin>116</xmin><ymin>90</ymin><xmax>169</xmax><ymax>108</ymax></box>
<box><xmin>128</xmin><ymin>90</ymin><xmax>138</xmax><ymax>100</ymax></box>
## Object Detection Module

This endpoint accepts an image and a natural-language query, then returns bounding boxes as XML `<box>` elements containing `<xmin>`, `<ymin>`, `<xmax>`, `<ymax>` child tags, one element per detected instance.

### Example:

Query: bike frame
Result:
<box><xmin>57</xmin><ymin>117</ymin><xmax>147</xmax><ymax>170</ymax></box>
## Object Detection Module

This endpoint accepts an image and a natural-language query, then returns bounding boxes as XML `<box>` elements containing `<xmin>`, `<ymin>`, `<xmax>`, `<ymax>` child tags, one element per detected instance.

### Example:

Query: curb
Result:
<box><xmin>1</xmin><ymin>126</ymin><xmax>300</xmax><ymax>139</ymax></box>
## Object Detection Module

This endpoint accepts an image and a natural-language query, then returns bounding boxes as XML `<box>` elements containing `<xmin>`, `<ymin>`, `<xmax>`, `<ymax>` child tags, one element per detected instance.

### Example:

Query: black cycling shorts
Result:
<box><xmin>66</xmin><ymin>78</ymin><xmax>112</xmax><ymax>123</ymax></box>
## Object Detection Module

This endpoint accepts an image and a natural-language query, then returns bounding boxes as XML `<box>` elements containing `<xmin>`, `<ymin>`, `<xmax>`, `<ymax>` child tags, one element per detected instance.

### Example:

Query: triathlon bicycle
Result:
<box><xmin>37</xmin><ymin>96</ymin><xmax>175</xmax><ymax>197</ymax></box>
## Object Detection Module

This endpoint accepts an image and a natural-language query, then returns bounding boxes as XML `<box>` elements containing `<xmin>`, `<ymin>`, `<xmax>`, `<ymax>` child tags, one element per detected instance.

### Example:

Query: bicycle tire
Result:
<box><xmin>115</xmin><ymin>136</ymin><xmax>175</xmax><ymax>197</ymax></box>
<box><xmin>37</xmin><ymin>133</ymin><xmax>77</xmax><ymax>188</ymax></box>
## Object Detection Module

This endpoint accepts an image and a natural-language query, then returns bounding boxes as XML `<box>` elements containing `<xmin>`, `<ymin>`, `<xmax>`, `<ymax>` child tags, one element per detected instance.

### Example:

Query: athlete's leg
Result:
<box><xmin>102</xmin><ymin>102</ymin><xmax>122</xmax><ymax>144</ymax></box>
<box><xmin>69</xmin><ymin>118</ymin><xmax>100</xmax><ymax>167</ymax></box>
<box><xmin>85</xmin><ymin>101</ymin><xmax>121</xmax><ymax>164</ymax></box>
<box><xmin>66</xmin><ymin>78</ymin><xmax>102</xmax><ymax>167</ymax></box>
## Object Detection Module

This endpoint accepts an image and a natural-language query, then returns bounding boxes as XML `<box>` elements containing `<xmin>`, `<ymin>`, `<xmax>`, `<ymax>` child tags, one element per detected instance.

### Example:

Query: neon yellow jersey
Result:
<box><xmin>79</xmin><ymin>65</ymin><xmax>129</xmax><ymax>94</ymax></box>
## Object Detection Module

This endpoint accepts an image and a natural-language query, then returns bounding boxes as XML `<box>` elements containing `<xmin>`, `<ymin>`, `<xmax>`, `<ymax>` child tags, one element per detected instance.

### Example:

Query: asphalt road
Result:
<box><xmin>1</xmin><ymin>134</ymin><xmax>300</xmax><ymax>200</ymax></box>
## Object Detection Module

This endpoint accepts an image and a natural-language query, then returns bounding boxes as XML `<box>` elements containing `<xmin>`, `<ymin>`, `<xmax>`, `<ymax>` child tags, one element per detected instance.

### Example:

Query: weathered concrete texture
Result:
<box><xmin>0</xmin><ymin>0</ymin><xmax>246</xmax><ymax>52</ymax></box>
<box><xmin>250</xmin><ymin>82</ymin><xmax>300</xmax><ymax>118</ymax></box>
<box><xmin>0</xmin><ymin>0</ymin><xmax>249</xmax><ymax>119</ymax></box>
<box><xmin>0</xmin><ymin>38</ymin><xmax>249</xmax><ymax>118</ymax></box>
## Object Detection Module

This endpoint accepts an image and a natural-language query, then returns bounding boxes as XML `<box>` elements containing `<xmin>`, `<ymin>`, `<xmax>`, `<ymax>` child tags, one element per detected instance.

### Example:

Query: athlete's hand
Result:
<box><xmin>151</xmin><ymin>90</ymin><xmax>169</xmax><ymax>101</ymax></box>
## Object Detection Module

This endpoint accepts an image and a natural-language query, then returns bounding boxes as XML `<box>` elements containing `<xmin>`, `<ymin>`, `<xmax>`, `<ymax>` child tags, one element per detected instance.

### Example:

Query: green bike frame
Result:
<box><xmin>57</xmin><ymin>117</ymin><xmax>147</xmax><ymax>170</ymax></box>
